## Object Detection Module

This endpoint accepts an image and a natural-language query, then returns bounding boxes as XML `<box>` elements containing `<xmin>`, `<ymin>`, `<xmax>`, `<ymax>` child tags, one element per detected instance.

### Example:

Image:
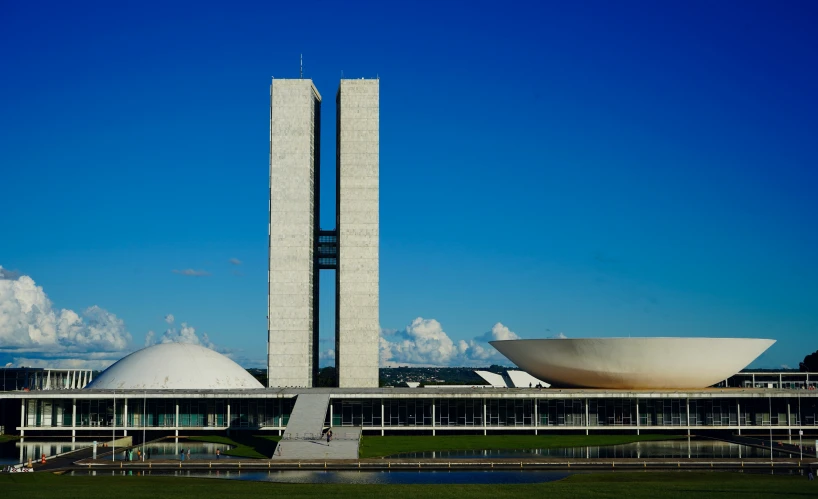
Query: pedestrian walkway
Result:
<box><xmin>281</xmin><ymin>392</ymin><xmax>330</xmax><ymax>440</ymax></box>
<box><xmin>272</xmin><ymin>426</ymin><xmax>361</xmax><ymax>460</ymax></box>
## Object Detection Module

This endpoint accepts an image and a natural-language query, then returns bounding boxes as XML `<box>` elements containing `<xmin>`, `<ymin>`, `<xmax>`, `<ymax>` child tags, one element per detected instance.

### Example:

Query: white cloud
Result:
<box><xmin>0</xmin><ymin>265</ymin><xmax>132</xmax><ymax>356</ymax></box>
<box><xmin>172</xmin><ymin>269</ymin><xmax>210</xmax><ymax>276</ymax></box>
<box><xmin>551</xmin><ymin>332</ymin><xmax>567</xmax><ymax>339</ymax></box>
<box><xmin>145</xmin><ymin>318</ymin><xmax>216</xmax><ymax>350</ymax></box>
<box><xmin>319</xmin><ymin>348</ymin><xmax>335</xmax><ymax>365</ymax></box>
<box><xmin>229</xmin><ymin>258</ymin><xmax>242</xmax><ymax>266</ymax></box>
<box><xmin>379</xmin><ymin>318</ymin><xmax>520</xmax><ymax>367</ymax></box>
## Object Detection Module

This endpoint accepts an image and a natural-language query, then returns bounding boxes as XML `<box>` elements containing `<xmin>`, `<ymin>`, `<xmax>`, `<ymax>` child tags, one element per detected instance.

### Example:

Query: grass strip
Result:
<box><xmin>1</xmin><ymin>471</ymin><xmax>815</xmax><ymax>498</ymax></box>
<box><xmin>186</xmin><ymin>434</ymin><xmax>280</xmax><ymax>459</ymax></box>
<box><xmin>0</xmin><ymin>434</ymin><xmax>22</xmax><ymax>443</ymax></box>
<box><xmin>360</xmin><ymin>434</ymin><xmax>686</xmax><ymax>458</ymax></box>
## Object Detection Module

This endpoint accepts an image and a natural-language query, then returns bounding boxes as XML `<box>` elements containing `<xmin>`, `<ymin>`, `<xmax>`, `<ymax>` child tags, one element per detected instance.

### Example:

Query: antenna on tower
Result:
<box><xmin>300</xmin><ymin>54</ymin><xmax>303</xmax><ymax>79</ymax></box>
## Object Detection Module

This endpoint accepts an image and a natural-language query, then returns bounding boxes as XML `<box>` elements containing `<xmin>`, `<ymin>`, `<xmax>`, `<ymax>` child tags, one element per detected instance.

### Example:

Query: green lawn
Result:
<box><xmin>360</xmin><ymin>434</ymin><xmax>686</xmax><ymax>458</ymax></box>
<box><xmin>186</xmin><ymin>434</ymin><xmax>280</xmax><ymax>459</ymax></box>
<box><xmin>1</xmin><ymin>471</ymin><xmax>815</xmax><ymax>498</ymax></box>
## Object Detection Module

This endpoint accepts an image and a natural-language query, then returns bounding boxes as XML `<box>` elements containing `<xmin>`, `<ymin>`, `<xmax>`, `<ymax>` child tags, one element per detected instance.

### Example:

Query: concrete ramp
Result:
<box><xmin>272</xmin><ymin>394</ymin><xmax>361</xmax><ymax>460</ymax></box>
<box><xmin>281</xmin><ymin>393</ymin><xmax>330</xmax><ymax>440</ymax></box>
<box><xmin>273</xmin><ymin>426</ymin><xmax>361</xmax><ymax>460</ymax></box>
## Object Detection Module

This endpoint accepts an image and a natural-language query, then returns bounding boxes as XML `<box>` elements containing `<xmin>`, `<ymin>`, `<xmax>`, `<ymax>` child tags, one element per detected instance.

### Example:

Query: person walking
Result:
<box><xmin>326</xmin><ymin>431</ymin><xmax>331</xmax><ymax>446</ymax></box>
<box><xmin>216</xmin><ymin>448</ymin><xmax>220</xmax><ymax>460</ymax></box>
<box><xmin>186</xmin><ymin>448</ymin><xmax>191</xmax><ymax>460</ymax></box>
<box><xmin>180</xmin><ymin>449</ymin><xmax>184</xmax><ymax>461</ymax></box>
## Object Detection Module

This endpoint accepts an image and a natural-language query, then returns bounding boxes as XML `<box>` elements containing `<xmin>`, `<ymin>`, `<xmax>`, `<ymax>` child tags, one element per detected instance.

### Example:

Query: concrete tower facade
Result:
<box><xmin>268</xmin><ymin>79</ymin><xmax>321</xmax><ymax>387</ymax></box>
<box><xmin>336</xmin><ymin>79</ymin><xmax>380</xmax><ymax>388</ymax></box>
<box><xmin>268</xmin><ymin>76</ymin><xmax>378</xmax><ymax>388</ymax></box>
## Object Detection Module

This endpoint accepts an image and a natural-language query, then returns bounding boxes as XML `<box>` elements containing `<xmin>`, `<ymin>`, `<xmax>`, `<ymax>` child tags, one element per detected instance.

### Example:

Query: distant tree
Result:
<box><xmin>800</xmin><ymin>350</ymin><xmax>818</xmax><ymax>372</ymax></box>
<box><xmin>317</xmin><ymin>367</ymin><xmax>337</xmax><ymax>387</ymax></box>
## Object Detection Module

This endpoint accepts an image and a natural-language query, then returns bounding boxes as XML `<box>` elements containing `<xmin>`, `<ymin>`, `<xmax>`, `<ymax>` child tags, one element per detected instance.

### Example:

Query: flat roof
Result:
<box><xmin>2</xmin><ymin>387</ymin><xmax>817</xmax><ymax>400</ymax></box>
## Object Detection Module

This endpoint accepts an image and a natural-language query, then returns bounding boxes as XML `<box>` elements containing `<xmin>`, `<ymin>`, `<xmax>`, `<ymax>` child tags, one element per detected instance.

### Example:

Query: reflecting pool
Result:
<box><xmin>0</xmin><ymin>440</ymin><xmax>93</xmax><ymax>465</ymax></box>
<box><xmin>70</xmin><ymin>469</ymin><xmax>571</xmax><ymax>484</ymax></box>
<box><xmin>390</xmin><ymin>440</ymin><xmax>793</xmax><ymax>459</ymax></box>
<box><xmin>122</xmin><ymin>441</ymin><xmax>234</xmax><ymax>461</ymax></box>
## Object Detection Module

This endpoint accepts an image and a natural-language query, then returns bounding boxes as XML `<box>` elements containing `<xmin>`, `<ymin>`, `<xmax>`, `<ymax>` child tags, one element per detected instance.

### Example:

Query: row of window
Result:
<box><xmin>20</xmin><ymin>397</ymin><xmax>818</xmax><ymax>428</ymax></box>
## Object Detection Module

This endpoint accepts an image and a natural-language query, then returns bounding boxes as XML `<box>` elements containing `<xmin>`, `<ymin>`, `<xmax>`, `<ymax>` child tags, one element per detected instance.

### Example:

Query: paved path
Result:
<box><xmin>281</xmin><ymin>393</ymin><xmax>330</xmax><ymax>440</ymax></box>
<box><xmin>273</xmin><ymin>427</ymin><xmax>361</xmax><ymax>460</ymax></box>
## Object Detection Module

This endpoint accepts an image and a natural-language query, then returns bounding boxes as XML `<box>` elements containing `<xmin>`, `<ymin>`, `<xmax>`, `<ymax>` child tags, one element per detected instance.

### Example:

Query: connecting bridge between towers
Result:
<box><xmin>316</xmin><ymin>230</ymin><xmax>338</xmax><ymax>269</ymax></box>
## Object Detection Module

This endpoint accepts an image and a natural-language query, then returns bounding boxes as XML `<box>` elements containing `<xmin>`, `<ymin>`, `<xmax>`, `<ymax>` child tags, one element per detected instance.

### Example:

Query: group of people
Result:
<box><xmin>123</xmin><ymin>449</ymin><xmax>150</xmax><ymax>461</ymax></box>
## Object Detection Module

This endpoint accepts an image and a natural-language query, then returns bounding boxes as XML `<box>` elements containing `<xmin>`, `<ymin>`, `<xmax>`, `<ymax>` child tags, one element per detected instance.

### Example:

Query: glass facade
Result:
<box><xmin>14</xmin><ymin>395</ymin><xmax>818</xmax><ymax>433</ymax></box>
<box><xmin>18</xmin><ymin>398</ymin><xmax>295</xmax><ymax>429</ymax></box>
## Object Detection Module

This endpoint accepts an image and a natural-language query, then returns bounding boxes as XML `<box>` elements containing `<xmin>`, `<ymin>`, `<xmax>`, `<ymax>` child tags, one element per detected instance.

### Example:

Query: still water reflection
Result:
<box><xmin>70</xmin><ymin>469</ymin><xmax>571</xmax><ymax>484</ymax></box>
<box><xmin>137</xmin><ymin>441</ymin><xmax>234</xmax><ymax>460</ymax></box>
<box><xmin>0</xmin><ymin>440</ymin><xmax>93</xmax><ymax>465</ymax></box>
<box><xmin>0</xmin><ymin>440</ymin><xmax>232</xmax><ymax>465</ymax></box>
<box><xmin>391</xmin><ymin>440</ymin><xmax>793</xmax><ymax>459</ymax></box>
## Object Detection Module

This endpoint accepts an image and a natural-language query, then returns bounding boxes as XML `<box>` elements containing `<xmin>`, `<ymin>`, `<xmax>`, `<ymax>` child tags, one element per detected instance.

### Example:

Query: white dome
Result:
<box><xmin>490</xmin><ymin>338</ymin><xmax>775</xmax><ymax>389</ymax></box>
<box><xmin>85</xmin><ymin>343</ymin><xmax>263</xmax><ymax>390</ymax></box>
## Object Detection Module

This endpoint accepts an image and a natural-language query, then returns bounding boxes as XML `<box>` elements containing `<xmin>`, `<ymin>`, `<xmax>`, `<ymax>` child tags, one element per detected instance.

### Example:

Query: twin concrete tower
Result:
<box><xmin>268</xmin><ymin>77</ymin><xmax>379</xmax><ymax>388</ymax></box>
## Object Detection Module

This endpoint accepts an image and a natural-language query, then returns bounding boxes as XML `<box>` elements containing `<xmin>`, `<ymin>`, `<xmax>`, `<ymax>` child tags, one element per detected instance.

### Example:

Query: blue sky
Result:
<box><xmin>1</xmin><ymin>1</ymin><xmax>816</xmax><ymax>370</ymax></box>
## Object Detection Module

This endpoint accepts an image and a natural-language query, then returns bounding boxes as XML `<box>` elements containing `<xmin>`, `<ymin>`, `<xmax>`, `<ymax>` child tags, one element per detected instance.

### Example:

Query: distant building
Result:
<box><xmin>0</xmin><ymin>368</ymin><xmax>94</xmax><ymax>391</ymax></box>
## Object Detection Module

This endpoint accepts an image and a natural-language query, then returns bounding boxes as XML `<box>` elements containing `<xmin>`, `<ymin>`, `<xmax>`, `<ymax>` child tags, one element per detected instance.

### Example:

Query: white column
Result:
<box><xmin>737</xmin><ymin>400</ymin><xmax>741</xmax><ymax>435</ymax></box>
<box><xmin>175</xmin><ymin>401</ymin><xmax>180</xmax><ymax>437</ymax></box>
<box><xmin>20</xmin><ymin>398</ymin><xmax>25</xmax><ymax>437</ymax></box>
<box><xmin>585</xmin><ymin>398</ymin><xmax>590</xmax><ymax>435</ymax></box>
<box><xmin>534</xmin><ymin>398</ymin><xmax>538</xmax><ymax>435</ymax></box>
<box><xmin>380</xmin><ymin>399</ymin><xmax>384</xmax><ymax>436</ymax></box>
<box><xmin>330</xmin><ymin>402</ymin><xmax>334</xmax><ymax>428</ymax></box>
<box><xmin>483</xmin><ymin>398</ymin><xmax>487</xmax><ymax>436</ymax></box>
<box><xmin>787</xmin><ymin>402</ymin><xmax>791</xmax><ymax>443</ymax></box>
<box><xmin>72</xmin><ymin>399</ymin><xmax>77</xmax><ymax>442</ymax></box>
<box><xmin>686</xmin><ymin>398</ymin><xmax>691</xmax><ymax>436</ymax></box>
<box><xmin>635</xmin><ymin>398</ymin><xmax>640</xmax><ymax>435</ymax></box>
<box><xmin>226</xmin><ymin>402</ymin><xmax>231</xmax><ymax>431</ymax></box>
<box><xmin>45</xmin><ymin>370</ymin><xmax>51</xmax><ymax>390</ymax></box>
<box><xmin>88</xmin><ymin>370</ymin><xmax>92</xmax><ymax>383</ymax></box>
<box><xmin>123</xmin><ymin>399</ymin><xmax>128</xmax><ymax>436</ymax></box>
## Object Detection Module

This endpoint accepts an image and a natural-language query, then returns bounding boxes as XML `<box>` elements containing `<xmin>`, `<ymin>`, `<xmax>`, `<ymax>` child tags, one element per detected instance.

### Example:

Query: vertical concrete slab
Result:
<box><xmin>268</xmin><ymin>79</ymin><xmax>321</xmax><ymax>387</ymax></box>
<box><xmin>336</xmin><ymin>79</ymin><xmax>380</xmax><ymax>387</ymax></box>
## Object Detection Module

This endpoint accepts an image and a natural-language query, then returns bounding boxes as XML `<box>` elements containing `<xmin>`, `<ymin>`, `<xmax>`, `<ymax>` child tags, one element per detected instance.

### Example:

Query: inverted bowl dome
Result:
<box><xmin>85</xmin><ymin>343</ymin><xmax>263</xmax><ymax>390</ymax></box>
<box><xmin>489</xmin><ymin>338</ymin><xmax>775</xmax><ymax>389</ymax></box>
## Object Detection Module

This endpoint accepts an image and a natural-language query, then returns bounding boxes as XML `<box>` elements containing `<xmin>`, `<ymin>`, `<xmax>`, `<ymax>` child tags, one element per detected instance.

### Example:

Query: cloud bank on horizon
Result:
<box><xmin>1</xmin><ymin>266</ymin><xmax>541</xmax><ymax>370</ymax></box>
<box><xmin>144</xmin><ymin>314</ymin><xmax>216</xmax><ymax>350</ymax></box>
<box><xmin>0</xmin><ymin>266</ymin><xmax>228</xmax><ymax>369</ymax></box>
<box><xmin>378</xmin><ymin>318</ymin><xmax>523</xmax><ymax>367</ymax></box>
<box><xmin>0</xmin><ymin>265</ymin><xmax>131</xmax><ymax>370</ymax></box>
